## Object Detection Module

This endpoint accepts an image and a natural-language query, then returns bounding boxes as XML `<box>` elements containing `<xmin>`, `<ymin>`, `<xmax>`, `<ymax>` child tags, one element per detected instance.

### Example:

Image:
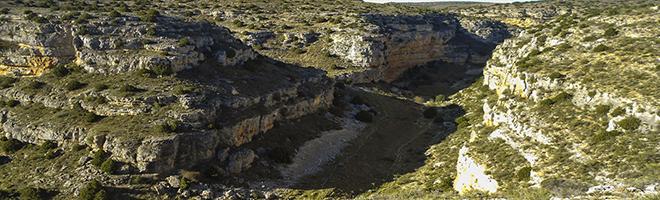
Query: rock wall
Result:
<box><xmin>0</xmin><ymin>16</ymin><xmax>255</xmax><ymax>76</ymax></box>
<box><xmin>329</xmin><ymin>15</ymin><xmax>512</xmax><ymax>83</ymax></box>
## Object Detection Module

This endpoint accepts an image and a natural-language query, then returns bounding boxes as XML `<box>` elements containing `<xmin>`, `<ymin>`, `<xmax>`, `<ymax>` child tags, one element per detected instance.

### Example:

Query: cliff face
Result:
<box><xmin>329</xmin><ymin>15</ymin><xmax>511</xmax><ymax>83</ymax></box>
<box><xmin>0</xmin><ymin>16</ymin><xmax>335</xmax><ymax>174</ymax></box>
<box><xmin>0</xmin><ymin>16</ymin><xmax>254</xmax><ymax>76</ymax></box>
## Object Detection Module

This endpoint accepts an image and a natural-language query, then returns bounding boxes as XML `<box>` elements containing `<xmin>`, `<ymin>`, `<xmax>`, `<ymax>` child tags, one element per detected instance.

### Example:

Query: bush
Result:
<box><xmin>180</xmin><ymin>177</ymin><xmax>189</xmax><ymax>189</ymax></box>
<box><xmin>595</xmin><ymin>105</ymin><xmax>611</xmax><ymax>116</ymax></box>
<box><xmin>41</xmin><ymin>140</ymin><xmax>57</xmax><ymax>151</ymax></box>
<box><xmin>173</xmin><ymin>86</ymin><xmax>185</xmax><ymax>95</ymax></box>
<box><xmin>79</xmin><ymin>180</ymin><xmax>103</xmax><ymax>200</ymax></box>
<box><xmin>65</xmin><ymin>80</ymin><xmax>83</xmax><ymax>91</ymax></box>
<box><xmin>355</xmin><ymin>110</ymin><xmax>373</xmax><ymax>122</ymax></box>
<box><xmin>610</xmin><ymin>107</ymin><xmax>625</xmax><ymax>117</ymax></box>
<box><xmin>617</xmin><ymin>117</ymin><xmax>641</xmax><ymax>131</ymax></box>
<box><xmin>548</xmin><ymin>72</ymin><xmax>562</xmax><ymax>79</ymax></box>
<box><xmin>1</xmin><ymin>138</ymin><xmax>23</xmax><ymax>153</ymax></box>
<box><xmin>539</xmin><ymin>99</ymin><xmax>554</xmax><ymax>106</ymax></box>
<box><xmin>292</xmin><ymin>48</ymin><xmax>304</xmax><ymax>54</ymax></box>
<box><xmin>350</xmin><ymin>96</ymin><xmax>365</xmax><ymax>105</ymax></box>
<box><xmin>146</xmin><ymin>27</ymin><xmax>157</xmax><ymax>36</ymax></box>
<box><xmin>19</xmin><ymin>187</ymin><xmax>43</xmax><ymax>200</ymax></box>
<box><xmin>591</xmin><ymin>130</ymin><xmax>621</xmax><ymax>143</ymax></box>
<box><xmin>433</xmin><ymin>116</ymin><xmax>445</xmax><ymax>123</ymax></box>
<box><xmin>118</xmin><ymin>84</ymin><xmax>137</xmax><ymax>93</ymax></box>
<box><xmin>602</xmin><ymin>27</ymin><xmax>619</xmax><ymax>37</ymax></box>
<box><xmin>254</xmin><ymin>44</ymin><xmax>263</xmax><ymax>50</ymax></box>
<box><xmin>592</xmin><ymin>44</ymin><xmax>609</xmax><ymax>52</ymax></box>
<box><xmin>177</xmin><ymin>38</ymin><xmax>190</xmax><ymax>47</ymax></box>
<box><xmin>516</xmin><ymin>167</ymin><xmax>532</xmax><ymax>181</ymax></box>
<box><xmin>152</xmin><ymin>64</ymin><xmax>172</xmax><ymax>76</ymax></box>
<box><xmin>551</xmin><ymin>92</ymin><xmax>572</xmax><ymax>102</ymax></box>
<box><xmin>90</xmin><ymin>150</ymin><xmax>106</xmax><ymax>167</ymax></box>
<box><xmin>25</xmin><ymin>81</ymin><xmax>43</xmax><ymax>89</ymax></box>
<box><xmin>423</xmin><ymin>108</ymin><xmax>438</xmax><ymax>119</ymax></box>
<box><xmin>85</xmin><ymin>112</ymin><xmax>99</xmax><ymax>122</ymax></box>
<box><xmin>93</xmin><ymin>84</ymin><xmax>108</xmax><ymax>92</ymax></box>
<box><xmin>108</xmin><ymin>10</ymin><xmax>121</xmax><ymax>18</ymax></box>
<box><xmin>100</xmin><ymin>159</ymin><xmax>116</xmax><ymax>174</ymax></box>
<box><xmin>113</xmin><ymin>40</ymin><xmax>123</xmax><ymax>48</ymax></box>
<box><xmin>6</xmin><ymin>99</ymin><xmax>19</xmax><ymax>107</ymax></box>
<box><xmin>0</xmin><ymin>8</ymin><xmax>9</xmax><ymax>14</ymax></box>
<box><xmin>455</xmin><ymin>116</ymin><xmax>469</xmax><ymax>124</ymax></box>
<box><xmin>435</xmin><ymin>94</ymin><xmax>446</xmax><ymax>102</ymax></box>
<box><xmin>51</xmin><ymin>65</ymin><xmax>69</xmax><ymax>77</ymax></box>
<box><xmin>226</xmin><ymin>48</ymin><xmax>236</xmax><ymax>58</ymax></box>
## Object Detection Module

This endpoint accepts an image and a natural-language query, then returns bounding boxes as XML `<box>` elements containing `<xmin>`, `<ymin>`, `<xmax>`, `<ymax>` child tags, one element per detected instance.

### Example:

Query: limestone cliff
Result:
<box><xmin>329</xmin><ymin>15</ymin><xmax>511</xmax><ymax>83</ymax></box>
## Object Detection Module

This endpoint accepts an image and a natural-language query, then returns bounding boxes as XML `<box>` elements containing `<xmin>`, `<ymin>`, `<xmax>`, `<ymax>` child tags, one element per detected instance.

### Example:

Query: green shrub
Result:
<box><xmin>539</xmin><ymin>99</ymin><xmax>554</xmax><ymax>106</ymax></box>
<box><xmin>90</xmin><ymin>150</ymin><xmax>106</xmax><ymax>167</ymax></box>
<box><xmin>6</xmin><ymin>99</ymin><xmax>19</xmax><ymax>107</ymax></box>
<box><xmin>1</xmin><ymin>138</ymin><xmax>23</xmax><ymax>153</ymax></box>
<box><xmin>108</xmin><ymin>10</ymin><xmax>121</xmax><ymax>18</ymax></box>
<box><xmin>25</xmin><ymin>81</ymin><xmax>43</xmax><ymax>89</ymax></box>
<box><xmin>173</xmin><ymin>86</ymin><xmax>185</xmax><ymax>95</ymax></box>
<box><xmin>41</xmin><ymin>140</ymin><xmax>57</xmax><ymax>151</ymax></box>
<box><xmin>152</xmin><ymin>64</ymin><xmax>172</xmax><ymax>76</ymax></box>
<box><xmin>592</xmin><ymin>130</ymin><xmax>621</xmax><ymax>143</ymax></box>
<box><xmin>602</xmin><ymin>27</ymin><xmax>619</xmax><ymax>37</ymax></box>
<box><xmin>19</xmin><ymin>187</ymin><xmax>43</xmax><ymax>200</ymax></box>
<box><xmin>548</xmin><ymin>72</ymin><xmax>562</xmax><ymax>79</ymax></box>
<box><xmin>79</xmin><ymin>180</ymin><xmax>103</xmax><ymax>200</ymax></box>
<box><xmin>51</xmin><ymin>65</ymin><xmax>69</xmax><ymax>77</ymax></box>
<box><xmin>595</xmin><ymin>105</ymin><xmax>611</xmax><ymax>116</ymax></box>
<box><xmin>582</xmin><ymin>35</ymin><xmax>598</xmax><ymax>42</ymax></box>
<box><xmin>551</xmin><ymin>92</ymin><xmax>572</xmax><ymax>102</ymax></box>
<box><xmin>617</xmin><ymin>117</ymin><xmax>641</xmax><ymax>131</ymax></box>
<box><xmin>292</xmin><ymin>48</ymin><xmax>304</xmax><ymax>54</ymax></box>
<box><xmin>423</xmin><ymin>108</ymin><xmax>438</xmax><ymax>119</ymax></box>
<box><xmin>180</xmin><ymin>177</ymin><xmax>189</xmax><ymax>189</ymax></box>
<box><xmin>65</xmin><ymin>80</ymin><xmax>83</xmax><ymax>91</ymax></box>
<box><xmin>254</xmin><ymin>44</ymin><xmax>263</xmax><ymax>50</ymax></box>
<box><xmin>141</xmin><ymin>39</ymin><xmax>152</xmax><ymax>45</ymax></box>
<box><xmin>0</xmin><ymin>8</ymin><xmax>9</xmax><ymax>14</ymax></box>
<box><xmin>146</xmin><ymin>27</ymin><xmax>157</xmax><ymax>36</ymax></box>
<box><xmin>610</xmin><ymin>107</ymin><xmax>625</xmax><ymax>117</ymax></box>
<box><xmin>455</xmin><ymin>116</ymin><xmax>469</xmax><ymax>124</ymax></box>
<box><xmin>93</xmin><ymin>84</ymin><xmax>108</xmax><ymax>92</ymax></box>
<box><xmin>94</xmin><ymin>189</ymin><xmax>107</xmax><ymax>200</ymax></box>
<box><xmin>516</xmin><ymin>167</ymin><xmax>532</xmax><ymax>181</ymax></box>
<box><xmin>72</xmin><ymin>143</ymin><xmax>85</xmax><ymax>151</ymax></box>
<box><xmin>118</xmin><ymin>84</ymin><xmax>137</xmax><ymax>93</ymax></box>
<box><xmin>139</xmin><ymin>9</ymin><xmax>159</xmax><ymax>22</ymax></box>
<box><xmin>592</xmin><ymin>44</ymin><xmax>609</xmax><ymax>52</ymax></box>
<box><xmin>177</xmin><ymin>38</ymin><xmax>190</xmax><ymax>47</ymax></box>
<box><xmin>435</xmin><ymin>94</ymin><xmax>446</xmax><ymax>102</ymax></box>
<box><xmin>85</xmin><ymin>112</ymin><xmax>99</xmax><ymax>122</ymax></box>
<box><xmin>113</xmin><ymin>40</ymin><xmax>123</xmax><ymax>48</ymax></box>
<box><xmin>355</xmin><ymin>110</ymin><xmax>373</xmax><ymax>122</ymax></box>
<box><xmin>100</xmin><ymin>159</ymin><xmax>116</xmax><ymax>174</ymax></box>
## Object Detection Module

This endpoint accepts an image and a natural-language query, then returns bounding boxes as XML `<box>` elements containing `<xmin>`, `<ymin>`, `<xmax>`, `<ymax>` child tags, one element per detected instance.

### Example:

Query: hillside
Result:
<box><xmin>1</xmin><ymin>0</ymin><xmax>660</xmax><ymax>199</ymax></box>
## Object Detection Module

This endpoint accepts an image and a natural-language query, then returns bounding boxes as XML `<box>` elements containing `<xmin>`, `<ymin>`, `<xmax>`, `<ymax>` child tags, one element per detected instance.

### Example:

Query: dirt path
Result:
<box><xmin>290</xmin><ymin>87</ymin><xmax>444</xmax><ymax>196</ymax></box>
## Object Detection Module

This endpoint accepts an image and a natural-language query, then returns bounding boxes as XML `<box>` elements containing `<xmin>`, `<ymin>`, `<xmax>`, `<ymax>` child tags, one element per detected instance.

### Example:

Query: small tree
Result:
<box><xmin>152</xmin><ymin>64</ymin><xmax>172</xmax><ymax>76</ymax></box>
<box><xmin>65</xmin><ymin>80</ymin><xmax>83</xmax><ymax>91</ymax></box>
<box><xmin>617</xmin><ymin>117</ymin><xmax>641</xmax><ymax>131</ymax></box>
<box><xmin>51</xmin><ymin>65</ymin><xmax>69</xmax><ymax>77</ymax></box>
<box><xmin>108</xmin><ymin>10</ymin><xmax>121</xmax><ymax>18</ymax></box>
<box><xmin>118</xmin><ymin>84</ymin><xmax>137</xmax><ymax>93</ymax></box>
<box><xmin>180</xmin><ymin>177</ymin><xmax>189</xmax><ymax>189</ymax></box>
<box><xmin>592</xmin><ymin>44</ymin><xmax>609</xmax><ymax>52</ymax></box>
<box><xmin>79</xmin><ymin>180</ymin><xmax>103</xmax><ymax>200</ymax></box>
<box><xmin>19</xmin><ymin>187</ymin><xmax>43</xmax><ymax>200</ymax></box>
<box><xmin>6</xmin><ymin>99</ymin><xmax>19</xmax><ymax>107</ymax></box>
<box><xmin>177</xmin><ymin>38</ymin><xmax>190</xmax><ymax>47</ymax></box>
<box><xmin>355</xmin><ymin>110</ymin><xmax>373</xmax><ymax>122</ymax></box>
<box><xmin>90</xmin><ymin>150</ymin><xmax>106</xmax><ymax>167</ymax></box>
<box><xmin>435</xmin><ymin>94</ymin><xmax>446</xmax><ymax>102</ymax></box>
<box><xmin>1</xmin><ymin>138</ymin><xmax>23</xmax><ymax>153</ymax></box>
<box><xmin>41</xmin><ymin>140</ymin><xmax>57</xmax><ymax>151</ymax></box>
<box><xmin>100</xmin><ymin>159</ymin><xmax>116</xmax><ymax>174</ymax></box>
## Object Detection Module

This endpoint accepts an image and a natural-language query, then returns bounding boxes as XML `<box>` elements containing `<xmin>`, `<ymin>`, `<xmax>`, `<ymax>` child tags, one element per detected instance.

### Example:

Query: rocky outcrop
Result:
<box><xmin>329</xmin><ymin>14</ymin><xmax>512</xmax><ymax>83</ymax></box>
<box><xmin>454</xmin><ymin>146</ymin><xmax>499</xmax><ymax>195</ymax></box>
<box><xmin>0</xmin><ymin>16</ymin><xmax>255</xmax><ymax>76</ymax></box>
